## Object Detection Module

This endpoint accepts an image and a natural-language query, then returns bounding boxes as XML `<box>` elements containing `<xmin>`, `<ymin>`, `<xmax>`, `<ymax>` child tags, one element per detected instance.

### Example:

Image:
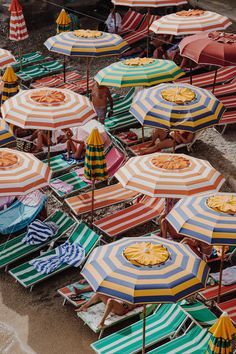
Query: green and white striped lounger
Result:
<box><xmin>50</xmin><ymin>170</ymin><xmax>89</xmax><ymax>198</ymax></box>
<box><xmin>41</xmin><ymin>61</ymin><xmax>63</xmax><ymax>72</ymax></box>
<box><xmin>147</xmin><ymin>325</ymin><xmax>210</xmax><ymax>354</ymax></box>
<box><xmin>43</xmin><ymin>155</ymin><xmax>78</xmax><ymax>175</ymax></box>
<box><xmin>17</xmin><ymin>65</ymin><xmax>47</xmax><ymax>81</ymax></box>
<box><xmin>180</xmin><ymin>300</ymin><xmax>217</xmax><ymax>327</ymax></box>
<box><xmin>9</xmin><ymin>223</ymin><xmax>100</xmax><ymax>290</ymax></box>
<box><xmin>0</xmin><ymin>211</ymin><xmax>74</xmax><ymax>270</ymax></box>
<box><xmin>107</xmin><ymin>88</ymin><xmax>135</xmax><ymax>115</ymax></box>
<box><xmin>91</xmin><ymin>303</ymin><xmax>188</xmax><ymax>354</ymax></box>
<box><xmin>13</xmin><ymin>51</ymin><xmax>46</xmax><ymax>70</ymax></box>
<box><xmin>105</xmin><ymin>111</ymin><xmax>139</xmax><ymax>132</ymax></box>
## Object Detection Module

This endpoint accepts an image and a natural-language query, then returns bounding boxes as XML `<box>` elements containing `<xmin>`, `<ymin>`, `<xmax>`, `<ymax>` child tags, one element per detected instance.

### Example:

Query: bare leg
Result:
<box><xmin>140</xmin><ymin>138</ymin><xmax>174</xmax><ymax>155</ymax></box>
<box><xmin>66</xmin><ymin>139</ymin><xmax>77</xmax><ymax>158</ymax></box>
<box><xmin>76</xmin><ymin>293</ymin><xmax>102</xmax><ymax>312</ymax></box>
<box><xmin>98</xmin><ymin>299</ymin><xmax>127</xmax><ymax>328</ymax></box>
<box><xmin>74</xmin><ymin>142</ymin><xmax>85</xmax><ymax>160</ymax></box>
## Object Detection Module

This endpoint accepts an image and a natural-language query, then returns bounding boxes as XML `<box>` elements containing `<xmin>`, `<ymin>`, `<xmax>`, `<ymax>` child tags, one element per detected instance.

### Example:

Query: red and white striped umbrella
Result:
<box><xmin>9</xmin><ymin>0</ymin><xmax>28</xmax><ymax>41</ymax></box>
<box><xmin>112</xmin><ymin>0</ymin><xmax>187</xmax><ymax>7</ymax></box>
<box><xmin>115</xmin><ymin>153</ymin><xmax>225</xmax><ymax>198</ymax></box>
<box><xmin>0</xmin><ymin>149</ymin><xmax>51</xmax><ymax>196</ymax></box>
<box><xmin>0</xmin><ymin>49</ymin><xmax>16</xmax><ymax>68</ymax></box>
<box><xmin>150</xmin><ymin>9</ymin><xmax>232</xmax><ymax>35</ymax></box>
<box><xmin>1</xmin><ymin>88</ymin><xmax>96</xmax><ymax>130</ymax></box>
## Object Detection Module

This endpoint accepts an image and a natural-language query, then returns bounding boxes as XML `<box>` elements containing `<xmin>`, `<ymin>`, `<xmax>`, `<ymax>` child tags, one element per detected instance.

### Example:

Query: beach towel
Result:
<box><xmin>211</xmin><ymin>266</ymin><xmax>236</xmax><ymax>286</ymax></box>
<box><xmin>30</xmin><ymin>241</ymin><xmax>85</xmax><ymax>274</ymax></box>
<box><xmin>17</xmin><ymin>190</ymin><xmax>44</xmax><ymax>207</ymax></box>
<box><xmin>50</xmin><ymin>179</ymin><xmax>74</xmax><ymax>194</ymax></box>
<box><xmin>22</xmin><ymin>219</ymin><xmax>59</xmax><ymax>245</ymax></box>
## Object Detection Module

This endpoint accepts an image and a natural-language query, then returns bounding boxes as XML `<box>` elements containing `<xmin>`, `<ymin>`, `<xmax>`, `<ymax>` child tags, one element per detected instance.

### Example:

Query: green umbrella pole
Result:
<box><xmin>142</xmin><ymin>304</ymin><xmax>147</xmax><ymax>354</ymax></box>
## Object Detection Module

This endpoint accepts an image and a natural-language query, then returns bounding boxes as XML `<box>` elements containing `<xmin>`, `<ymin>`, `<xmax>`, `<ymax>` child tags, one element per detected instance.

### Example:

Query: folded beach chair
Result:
<box><xmin>177</xmin><ymin>66</ymin><xmax>236</xmax><ymax>88</ymax></box>
<box><xmin>105</xmin><ymin>111</ymin><xmax>139</xmax><ymax>132</ymax></box>
<box><xmin>107</xmin><ymin>87</ymin><xmax>135</xmax><ymax>116</ymax></box>
<box><xmin>12</xmin><ymin>51</ymin><xmax>47</xmax><ymax>70</ymax></box>
<box><xmin>0</xmin><ymin>194</ymin><xmax>47</xmax><ymax>235</ymax></box>
<box><xmin>50</xmin><ymin>170</ymin><xmax>89</xmax><ymax>198</ymax></box>
<box><xmin>91</xmin><ymin>303</ymin><xmax>189</xmax><ymax>354</ymax></box>
<box><xmin>9</xmin><ymin>222</ymin><xmax>100</xmax><ymax>290</ymax></box>
<box><xmin>180</xmin><ymin>300</ymin><xmax>217</xmax><ymax>327</ymax></box>
<box><xmin>57</xmin><ymin>281</ymin><xmax>94</xmax><ymax>307</ymax></box>
<box><xmin>216</xmin><ymin>299</ymin><xmax>236</xmax><ymax>324</ymax></box>
<box><xmin>94</xmin><ymin>196</ymin><xmax>164</xmax><ymax>240</ymax></box>
<box><xmin>147</xmin><ymin>325</ymin><xmax>210</xmax><ymax>354</ymax></box>
<box><xmin>198</xmin><ymin>283</ymin><xmax>236</xmax><ymax>302</ymax></box>
<box><xmin>118</xmin><ymin>9</ymin><xmax>145</xmax><ymax>36</ymax></box>
<box><xmin>65</xmin><ymin>183</ymin><xmax>138</xmax><ymax>216</ymax></box>
<box><xmin>124</xmin><ymin>14</ymin><xmax>160</xmax><ymax>45</ymax></box>
<box><xmin>0</xmin><ymin>211</ymin><xmax>74</xmax><ymax>270</ymax></box>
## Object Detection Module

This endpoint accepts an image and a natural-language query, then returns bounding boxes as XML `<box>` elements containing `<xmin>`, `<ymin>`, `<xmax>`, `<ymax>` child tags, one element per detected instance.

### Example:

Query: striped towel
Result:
<box><xmin>18</xmin><ymin>190</ymin><xmax>43</xmax><ymax>207</ymax></box>
<box><xmin>50</xmin><ymin>179</ymin><xmax>74</xmax><ymax>193</ymax></box>
<box><xmin>30</xmin><ymin>241</ymin><xmax>85</xmax><ymax>274</ymax></box>
<box><xmin>22</xmin><ymin>220</ymin><xmax>59</xmax><ymax>245</ymax></box>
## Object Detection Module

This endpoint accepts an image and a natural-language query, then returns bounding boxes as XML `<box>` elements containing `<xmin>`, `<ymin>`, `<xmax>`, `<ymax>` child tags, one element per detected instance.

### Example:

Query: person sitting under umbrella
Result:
<box><xmin>62</xmin><ymin>128</ymin><xmax>85</xmax><ymax>160</ymax></box>
<box><xmin>91</xmin><ymin>81</ymin><xmax>113</xmax><ymax>124</ymax></box>
<box><xmin>29</xmin><ymin>129</ymin><xmax>67</xmax><ymax>153</ymax></box>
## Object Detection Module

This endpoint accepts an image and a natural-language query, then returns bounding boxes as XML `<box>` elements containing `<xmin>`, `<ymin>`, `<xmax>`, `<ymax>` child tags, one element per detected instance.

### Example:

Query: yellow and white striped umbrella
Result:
<box><xmin>112</xmin><ymin>0</ymin><xmax>187</xmax><ymax>7</ymax></box>
<box><xmin>115</xmin><ymin>153</ymin><xmax>225</xmax><ymax>198</ymax></box>
<box><xmin>1</xmin><ymin>87</ymin><xmax>96</xmax><ymax>130</ymax></box>
<box><xmin>150</xmin><ymin>10</ymin><xmax>232</xmax><ymax>35</ymax></box>
<box><xmin>0</xmin><ymin>148</ymin><xmax>51</xmax><ymax>196</ymax></box>
<box><xmin>0</xmin><ymin>48</ymin><xmax>16</xmax><ymax>69</ymax></box>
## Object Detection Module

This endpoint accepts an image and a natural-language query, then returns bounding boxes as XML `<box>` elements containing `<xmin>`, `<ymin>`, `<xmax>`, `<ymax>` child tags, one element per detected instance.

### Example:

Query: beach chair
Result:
<box><xmin>16</xmin><ymin>64</ymin><xmax>48</xmax><ymax>81</ymax></box>
<box><xmin>115</xmin><ymin>126</ymin><xmax>153</xmax><ymax>146</ymax></box>
<box><xmin>94</xmin><ymin>196</ymin><xmax>164</xmax><ymax>241</ymax></box>
<box><xmin>12</xmin><ymin>51</ymin><xmax>47</xmax><ymax>70</ymax></box>
<box><xmin>177</xmin><ymin>66</ymin><xmax>236</xmax><ymax>88</ymax></box>
<box><xmin>211</xmin><ymin>80</ymin><xmax>236</xmax><ymax>97</ymax></box>
<box><xmin>124</xmin><ymin>14</ymin><xmax>160</xmax><ymax>45</ymax></box>
<box><xmin>220</xmin><ymin>95</ymin><xmax>236</xmax><ymax>109</ymax></box>
<box><xmin>9</xmin><ymin>223</ymin><xmax>100</xmax><ymax>290</ymax></box>
<box><xmin>105</xmin><ymin>111</ymin><xmax>139</xmax><ymax>132</ymax></box>
<box><xmin>43</xmin><ymin>154</ymin><xmax>81</xmax><ymax>176</ymax></box>
<box><xmin>57</xmin><ymin>282</ymin><xmax>94</xmax><ymax>307</ymax></box>
<box><xmin>0</xmin><ymin>194</ymin><xmax>47</xmax><ymax>235</ymax></box>
<box><xmin>91</xmin><ymin>303</ymin><xmax>189</xmax><ymax>354</ymax></box>
<box><xmin>216</xmin><ymin>109</ymin><xmax>236</xmax><ymax>134</ymax></box>
<box><xmin>50</xmin><ymin>170</ymin><xmax>89</xmax><ymax>199</ymax></box>
<box><xmin>40</xmin><ymin>60</ymin><xmax>63</xmax><ymax>73</ymax></box>
<box><xmin>180</xmin><ymin>300</ymin><xmax>217</xmax><ymax>327</ymax></box>
<box><xmin>31</xmin><ymin>71</ymin><xmax>82</xmax><ymax>89</ymax></box>
<box><xmin>107</xmin><ymin>87</ymin><xmax>135</xmax><ymax>116</ymax></box>
<box><xmin>0</xmin><ymin>211</ymin><xmax>74</xmax><ymax>270</ymax></box>
<box><xmin>198</xmin><ymin>283</ymin><xmax>236</xmax><ymax>302</ymax></box>
<box><xmin>65</xmin><ymin>183</ymin><xmax>138</xmax><ymax>216</ymax></box>
<box><xmin>147</xmin><ymin>325</ymin><xmax>210</xmax><ymax>354</ymax></box>
<box><xmin>216</xmin><ymin>299</ymin><xmax>236</xmax><ymax>324</ymax></box>
<box><xmin>57</xmin><ymin>78</ymin><xmax>94</xmax><ymax>93</ymax></box>
<box><xmin>118</xmin><ymin>9</ymin><xmax>145</xmax><ymax>36</ymax></box>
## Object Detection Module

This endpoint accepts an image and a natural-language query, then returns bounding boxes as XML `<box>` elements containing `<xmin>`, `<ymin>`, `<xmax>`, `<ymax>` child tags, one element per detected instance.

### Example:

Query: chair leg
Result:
<box><xmin>98</xmin><ymin>328</ymin><xmax>104</xmax><ymax>340</ymax></box>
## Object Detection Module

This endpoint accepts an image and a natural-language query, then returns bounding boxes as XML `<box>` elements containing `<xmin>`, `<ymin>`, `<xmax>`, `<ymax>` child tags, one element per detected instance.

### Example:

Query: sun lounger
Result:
<box><xmin>50</xmin><ymin>170</ymin><xmax>89</xmax><ymax>198</ymax></box>
<box><xmin>118</xmin><ymin>9</ymin><xmax>145</xmax><ymax>36</ymax></box>
<box><xmin>57</xmin><ymin>282</ymin><xmax>94</xmax><ymax>307</ymax></box>
<box><xmin>0</xmin><ymin>194</ymin><xmax>47</xmax><ymax>235</ymax></box>
<box><xmin>12</xmin><ymin>51</ymin><xmax>47</xmax><ymax>70</ymax></box>
<box><xmin>0</xmin><ymin>211</ymin><xmax>74</xmax><ymax>270</ymax></box>
<box><xmin>40</xmin><ymin>60</ymin><xmax>63</xmax><ymax>73</ymax></box>
<box><xmin>94</xmin><ymin>196</ymin><xmax>164</xmax><ymax>240</ymax></box>
<box><xmin>147</xmin><ymin>325</ymin><xmax>210</xmax><ymax>354</ymax></box>
<box><xmin>57</xmin><ymin>78</ymin><xmax>94</xmax><ymax>93</ymax></box>
<box><xmin>199</xmin><ymin>283</ymin><xmax>236</xmax><ymax>302</ymax></box>
<box><xmin>31</xmin><ymin>71</ymin><xmax>82</xmax><ymax>88</ymax></box>
<box><xmin>220</xmin><ymin>95</ymin><xmax>236</xmax><ymax>109</ymax></box>
<box><xmin>91</xmin><ymin>303</ymin><xmax>188</xmax><ymax>354</ymax></box>
<box><xmin>211</xmin><ymin>81</ymin><xmax>236</xmax><ymax>97</ymax></box>
<box><xmin>216</xmin><ymin>109</ymin><xmax>236</xmax><ymax>134</ymax></box>
<box><xmin>180</xmin><ymin>300</ymin><xmax>217</xmax><ymax>327</ymax></box>
<box><xmin>43</xmin><ymin>154</ymin><xmax>82</xmax><ymax>175</ymax></box>
<box><xmin>16</xmin><ymin>61</ymin><xmax>63</xmax><ymax>81</ymax></box>
<box><xmin>124</xmin><ymin>14</ymin><xmax>160</xmax><ymax>45</ymax></box>
<box><xmin>216</xmin><ymin>299</ymin><xmax>236</xmax><ymax>324</ymax></box>
<box><xmin>105</xmin><ymin>111</ymin><xmax>139</xmax><ymax>132</ymax></box>
<box><xmin>177</xmin><ymin>66</ymin><xmax>236</xmax><ymax>88</ymax></box>
<box><xmin>65</xmin><ymin>183</ymin><xmax>138</xmax><ymax>216</ymax></box>
<box><xmin>115</xmin><ymin>127</ymin><xmax>153</xmax><ymax>146</ymax></box>
<box><xmin>107</xmin><ymin>88</ymin><xmax>135</xmax><ymax>116</ymax></box>
<box><xmin>9</xmin><ymin>222</ymin><xmax>100</xmax><ymax>290</ymax></box>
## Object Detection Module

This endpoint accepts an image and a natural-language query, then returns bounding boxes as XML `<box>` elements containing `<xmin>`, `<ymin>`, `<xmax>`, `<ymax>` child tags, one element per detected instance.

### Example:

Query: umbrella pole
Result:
<box><xmin>212</xmin><ymin>69</ymin><xmax>218</xmax><ymax>94</ymax></box>
<box><xmin>91</xmin><ymin>179</ymin><xmax>95</xmax><ymax>223</ymax></box>
<box><xmin>63</xmin><ymin>55</ymin><xmax>66</xmax><ymax>83</ymax></box>
<box><xmin>173</xmin><ymin>131</ymin><xmax>176</xmax><ymax>153</ymax></box>
<box><xmin>113</xmin><ymin>5</ymin><xmax>117</xmax><ymax>34</ymax></box>
<box><xmin>18</xmin><ymin>42</ymin><xmax>22</xmax><ymax>71</ymax></box>
<box><xmin>142</xmin><ymin>304</ymin><xmax>147</xmax><ymax>354</ymax></box>
<box><xmin>189</xmin><ymin>60</ymin><xmax>193</xmax><ymax>85</ymax></box>
<box><xmin>47</xmin><ymin>130</ymin><xmax>51</xmax><ymax>168</ymax></box>
<box><xmin>146</xmin><ymin>8</ymin><xmax>150</xmax><ymax>57</ymax></box>
<box><xmin>86</xmin><ymin>57</ymin><xmax>90</xmax><ymax>95</ymax></box>
<box><xmin>217</xmin><ymin>245</ymin><xmax>225</xmax><ymax>303</ymax></box>
<box><xmin>142</xmin><ymin>126</ymin><xmax>145</xmax><ymax>143</ymax></box>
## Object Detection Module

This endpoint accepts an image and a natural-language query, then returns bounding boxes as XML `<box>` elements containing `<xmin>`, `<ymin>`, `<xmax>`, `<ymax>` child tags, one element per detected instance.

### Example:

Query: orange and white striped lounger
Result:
<box><xmin>65</xmin><ymin>183</ymin><xmax>138</xmax><ymax>216</ymax></box>
<box><xmin>93</xmin><ymin>196</ymin><xmax>164</xmax><ymax>239</ymax></box>
<box><xmin>199</xmin><ymin>283</ymin><xmax>236</xmax><ymax>301</ymax></box>
<box><xmin>216</xmin><ymin>299</ymin><xmax>236</xmax><ymax>324</ymax></box>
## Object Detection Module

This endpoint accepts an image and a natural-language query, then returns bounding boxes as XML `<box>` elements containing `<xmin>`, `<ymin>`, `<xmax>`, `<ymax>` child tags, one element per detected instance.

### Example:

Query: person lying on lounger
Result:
<box><xmin>181</xmin><ymin>237</ymin><xmax>213</xmax><ymax>261</ymax></box>
<box><xmin>29</xmin><ymin>129</ymin><xmax>67</xmax><ymax>153</ymax></box>
<box><xmin>62</xmin><ymin>128</ymin><xmax>85</xmax><ymax>160</ymax></box>
<box><xmin>77</xmin><ymin>293</ymin><xmax>139</xmax><ymax>329</ymax></box>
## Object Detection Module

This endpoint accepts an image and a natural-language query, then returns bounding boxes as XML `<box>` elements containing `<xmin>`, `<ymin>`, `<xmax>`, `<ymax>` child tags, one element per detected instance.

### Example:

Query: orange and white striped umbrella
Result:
<box><xmin>150</xmin><ymin>10</ymin><xmax>231</xmax><ymax>35</ymax></box>
<box><xmin>112</xmin><ymin>0</ymin><xmax>187</xmax><ymax>7</ymax></box>
<box><xmin>0</xmin><ymin>48</ymin><xmax>16</xmax><ymax>68</ymax></box>
<box><xmin>115</xmin><ymin>153</ymin><xmax>225</xmax><ymax>198</ymax></box>
<box><xmin>1</xmin><ymin>87</ymin><xmax>96</xmax><ymax>130</ymax></box>
<box><xmin>0</xmin><ymin>148</ymin><xmax>51</xmax><ymax>196</ymax></box>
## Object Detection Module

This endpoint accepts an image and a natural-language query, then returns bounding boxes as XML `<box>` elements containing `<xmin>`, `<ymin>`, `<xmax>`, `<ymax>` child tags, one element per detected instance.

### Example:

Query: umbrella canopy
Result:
<box><xmin>0</xmin><ymin>120</ymin><xmax>15</xmax><ymax>147</ymax></box>
<box><xmin>0</xmin><ymin>148</ymin><xmax>51</xmax><ymax>196</ymax></box>
<box><xmin>56</xmin><ymin>9</ymin><xmax>71</xmax><ymax>33</ymax></box>
<box><xmin>1</xmin><ymin>66</ymin><xmax>19</xmax><ymax>105</ymax></box>
<box><xmin>9</xmin><ymin>0</ymin><xmax>28</xmax><ymax>41</ymax></box>
<box><xmin>81</xmin><ymin>235</ymin><xmax>209</xmax><ymax>303</ymax></box>
<box><xmin>1</xmin><ymin>87</ymin><xmax>96</xmax><ymax>130</ymax></box>
<box><xmin>44</xmin><ymin>30</ymin><xmax>129</xmax><ymax>57</ymax></box>
<box><xmin>130</xmin><ymin>83</ymin><xmax>225</xmax><ymax>132</ymax></box>
<box><xmin>84</xmin><ymin>128</ymin><xmax>108</xmax><ymax>181</ymax></box>
<box><xmin>111</xmin><ymin>0</ymin><xmax>187</xmax><ymax>7</ymax></box>
<box><xmin>0</xmin><ymin>49</ymin><xmax>16</xmax><ymax>68</ymax></box>
<box><xmin>206</xmin><ymin>312</ymin><xmax>236</xmax><ymax>354</ymax></box>
<box><xmin>95</xmin><ymin>57</ymin><xmax>184</xmax><ymax>87</ymax></box>
<box><xmin>150</xmin><ymin>9</ymin><xmax>232</xmax><ymax>35</ymax></box>
<box><xmin>166</xmin><ymin>193</ymin><xmax>236</xmax><ymax>246</ymax></box>
<box><xmin>179</xmin><ymin>31</ymin><xmax>236</xmax><ymax>67</ymax></box>
<box><xmin>115</xmin><ymin>153</ymin><xmax>225</xmax><ymax>198</ymax></box>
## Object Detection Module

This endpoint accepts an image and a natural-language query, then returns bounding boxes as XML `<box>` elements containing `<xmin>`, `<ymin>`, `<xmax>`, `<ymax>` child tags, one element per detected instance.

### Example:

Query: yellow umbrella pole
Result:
<box><xmin>217</xmin><ymin>245</ymin><xmax>226</xmax><ymax>303</ymax></box>
<box><xmin>142</xmin><ymin>304</ymin><xmax>147</xmax><ymax>354</ymax></box>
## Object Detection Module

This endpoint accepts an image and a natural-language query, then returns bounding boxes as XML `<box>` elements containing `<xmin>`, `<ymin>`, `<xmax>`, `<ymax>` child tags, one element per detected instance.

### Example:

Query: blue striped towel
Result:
<box><xmin>22</xmin><ymin>220</ymin><xmax>59</xmax><ymax>245</ymax></box>
<box><xmin>29</xmin><ymin>241</ymin><xmax>85</xmax><ymax>274</ymax></box>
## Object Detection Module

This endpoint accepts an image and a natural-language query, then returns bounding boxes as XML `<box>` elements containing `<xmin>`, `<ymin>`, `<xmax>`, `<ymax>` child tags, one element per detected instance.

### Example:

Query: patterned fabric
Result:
<box><xmin>50</xmin><ymin>179</ymin><xmax>74</xmax><ymax>193</ymax></box>
<box><xmin>22</xmin><ymin>219</ymin><xmax>59</xmax><ymax>245</ymax></box>
<box><xmin>17</xmin><ymin>190</ymin><xmax>44</xmax><ymax>206</ymax></box>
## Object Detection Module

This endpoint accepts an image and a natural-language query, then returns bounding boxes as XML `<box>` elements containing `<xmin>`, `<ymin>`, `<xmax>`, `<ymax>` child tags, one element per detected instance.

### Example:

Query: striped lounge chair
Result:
<box><xmin>57</xmin><ymin>78</ymin><xmax>94</xmax><ymax>93</ymax></box>
<box><xmin>107</xmin><ymin>87</ymin><xmax>135</xmax><ymax>116</ymax></box>
<box><xmin>12</xmin><ymin>51</ymin><xmax>47</xmax><ymax>70</ymax></box>
<box><xmin>43</xmin><ymin>154</ymin><xmax>82</xmax><ymax>176</ymax></box>
<box><xmin>57</xmin><ymin>282</ymin><xmax>94</xmax><ymax>307</ymax></box>
<box><xmin>118</xmin><ymin>9</ymin><xmax>145</xmax><ymax>36</ymax></box>
<box><xmin>124</xmin><ymin>14</ymin><xmax>160</xmax><ymax>45</ymax></box>
<box><xmin>9</xmin><ymin>223</ymin><xmax>100</xmax><ymax>290</ymax></box>
<box><xmin>17</xmin><ymin>61</ymin><xmax>63</xmax><ymax>81</ymax></box>
<box><xmin>0</xmin><ymin>211</ymin><xmax>74</xmax><ymax>270</ymax></box>
<box><xmin>65</xmin><ymin>183</ymin><xmax>138</xmax><ymax>216</ymax></box>
<box><xmin>31</xmin><ymin>71</ymin><xmax>82</xmax><ymax>88</ymax></box>
<box><xmin>199</xmin><ymin>283</ymin><xmax>236</xmax><ymax>302</ymax></box>
<box><xmin>180</xmin><ymin>300</ymin><xmax>217</xmax><ymax>327</ymax></box>
<box><xmin>94</xmin><ymin>196</ymin><xmax>164</xmax><ymax>240</ymax></box>
<box><xmin>211</xmin><ymin>79</ymin><xmax>236</xmax><ymax>97</ymax></box>
<box><xmin>105</xmin><ymin>111</ymin><xmax>139</xmax><ymax>132</ymax></box>
<box><xmin>40</xmin><ymin>60</ymin><xmax>63</xmax><ymax>73</ymax></box>
<box><xmin>216</xmin><ymin>299</ymin><xmax>236</xmax><ymax>324</ymax></box>
<box><xmin>91</xmin><ymin>303</ymin><xmax>189</xmax><ymax>354</ymax></box>
<box><xmin>50</xmin><ymin>170</ymin><xmax>89</xmax><ymax>198</ymax></box>
<box><xmin>115</xmin><ymin>126</ymin><xmax>153</xmax><ymax>146</ymax></box>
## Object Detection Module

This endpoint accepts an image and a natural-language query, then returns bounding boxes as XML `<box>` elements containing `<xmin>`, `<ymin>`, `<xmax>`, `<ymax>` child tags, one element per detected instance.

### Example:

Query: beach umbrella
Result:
<box><xmin>130</xmin><ymin>83</ymin><xmax>225</xmax><ymax>132</ymax></box>
<box><xmin>206</xmin><ymin>312</ymin><xmax>236</xmax><ymax>354</ymax></box>
<box><xmin>0</xmin><ymin>148</ymin><xmax>51</xmax><ymax>196</ymax></box>
<box><xmin>56</xmin><ymin>9</ymin><xmax>71</xmax><ymax>34</ymax></box>
<box><xmin>0</xmin><ymin>49</ymin><xmax>16</xmax><ymax>69</ymax></box>
<box><xmin>95</xmin><ymin>57</ymin><xmax>184</xmax><ymax>87</ymax></box>
<box><xmin>115</xmin><ymin>153</ymin><xmax>225</xmax><ymax>199</ymax></box>
<box><xmin>166</xmin><ymin>192</ymin><xmax>236</xmax><ymax>301</ymax></box>
<box><xmin>81</xmin><ymin>235</ymin><xmax>209</xmax><ymax>353</ymax></box>
<box><xmin>44</xmin><ymin>29</ymin><xmax>129</xmax><ymax>88</ymax></box>
<box><xmin>179</xmin><ymin>31</ymin><xmax>236</xmax><ymax>91</ymax></box>
<box><xmin>150</xmin><ymin>9</ymin><xmax>232</xmax><ymax>36</ymax></box>
<box><xmin>1</xmin><ymin>66</ymin><xmax>19</xmax><ymax>105</ymax></box>
<box><xmin>84</xmin><ymin>128</ymin><xmax>108</xmax><ymax>221</ymax></box>
<box><xmin>112</xmin><ymin>0</ymin><xmax>187</xmax><ymax>6</ymax></box>
<box><xmin>0</xmin><ymin>120</ymin><xmax>15</xmax><ymax>147</ymax></box>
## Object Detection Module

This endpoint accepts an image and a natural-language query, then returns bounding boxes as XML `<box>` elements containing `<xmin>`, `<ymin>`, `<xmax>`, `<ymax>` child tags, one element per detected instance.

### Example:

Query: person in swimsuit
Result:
<box><xmin>62</xmin><ymin>128</ymin><xmax>85</xmax><ymax>160</ymax></box>
<box><xmin>91</xmin><ymin>81</ymin><xmax>113</xmax><ymax>125</ymax></box>
<box><xmin>181</xmin><ymin>238</ymin><xmax>213</xmax><ymax>261</ymax></box>
<box><xmin>77</xmin><ymin>292</ymin><xmax>139</xmax><ymax>329</ymax></box>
